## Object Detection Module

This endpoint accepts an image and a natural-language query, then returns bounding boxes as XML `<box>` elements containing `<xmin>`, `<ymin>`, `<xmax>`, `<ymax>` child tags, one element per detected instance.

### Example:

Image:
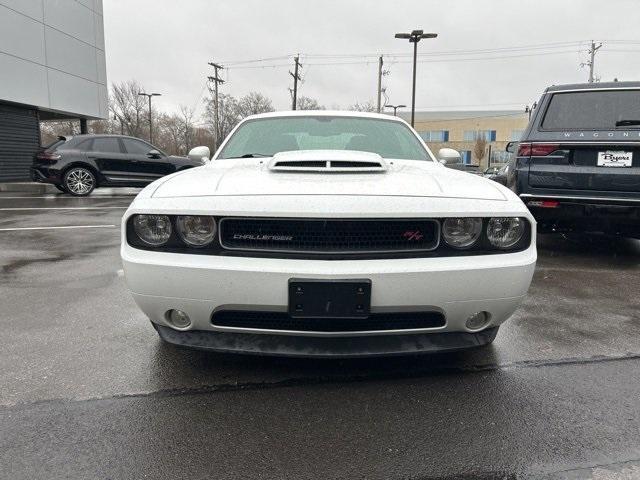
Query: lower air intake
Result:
<box><xmin>211</xmin><ymin>310</ymin><xmax>446</xmax><ymax>333</ymax></box>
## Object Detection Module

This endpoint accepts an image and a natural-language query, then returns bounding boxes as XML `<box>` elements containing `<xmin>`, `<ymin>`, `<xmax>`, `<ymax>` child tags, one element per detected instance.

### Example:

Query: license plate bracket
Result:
<box><xmin>597</xmin><ymin>151</ymin><xmax>633</xmax><ymax>167</ymax></box>
<box><xmin>288</xmin><ymin>279</ymin><xmax>371</xmax><ymax>319</ymax></box>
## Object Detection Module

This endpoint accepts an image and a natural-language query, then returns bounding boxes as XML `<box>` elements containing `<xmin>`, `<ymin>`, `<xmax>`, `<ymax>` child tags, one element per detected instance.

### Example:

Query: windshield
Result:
<box><xmin>218</xmin><ymin>115</ymin><xmax>430</xmax><ymax>160</ymax></box>
<box><xmin>541</xmin><ymin>90</ymin><xmax>640</xmax><ymax>130</ymax></box>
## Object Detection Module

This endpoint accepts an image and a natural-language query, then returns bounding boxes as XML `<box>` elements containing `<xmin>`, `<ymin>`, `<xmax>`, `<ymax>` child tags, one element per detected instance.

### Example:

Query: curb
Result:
<box><xmin>0</xmin><ymin>182</ymin><xmax>59</xmax><ymax>194</ymax></box>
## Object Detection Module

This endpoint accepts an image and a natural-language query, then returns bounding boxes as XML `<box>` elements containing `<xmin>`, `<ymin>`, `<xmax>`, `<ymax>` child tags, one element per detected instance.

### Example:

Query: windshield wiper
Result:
<box><xmin>237</xmin><ymin>153</ymin><xmax>272</xmax><ymax>158</ymax></box>
<box><xmin>615</xmin><ymin>119</ymin><xmax>640</xmax><ymax>127</ymax></box>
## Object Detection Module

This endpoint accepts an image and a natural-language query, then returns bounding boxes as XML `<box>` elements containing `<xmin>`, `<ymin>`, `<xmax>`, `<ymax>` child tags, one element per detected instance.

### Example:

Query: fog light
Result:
<box><xmin>166</xmin><ymin>309</ymin><xmax>191</xmax><ymax>329</ymax></box>
<box><xmin>465</xmin><ymin>311</ymin><xmax>490</xmax><ymax>331</ymax></box>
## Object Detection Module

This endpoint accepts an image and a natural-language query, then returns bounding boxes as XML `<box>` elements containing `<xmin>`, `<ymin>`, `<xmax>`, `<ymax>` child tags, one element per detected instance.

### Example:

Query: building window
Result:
<box><xmin>510</xmin><ymin>130</ymin><xmax>524</xmax><ymax>141</ymax></box>
<box><xmin>459</xmin><ymin>150</ymin><xmax>472</xmax><ymax>164</ymax></box>
<box><xmin>419</xmin><ymin>130</ymin><xmax>449</xmax><ymax>142</ymax></box>
<box><xmin>490</xmin><ymin>150</ymin><xmax>513</xmax><ymax>165</ymax></box>
<box><xmin>463</xmin><ymin>130</ymin><xmax>496</xmax><ymax>142</ymax></box>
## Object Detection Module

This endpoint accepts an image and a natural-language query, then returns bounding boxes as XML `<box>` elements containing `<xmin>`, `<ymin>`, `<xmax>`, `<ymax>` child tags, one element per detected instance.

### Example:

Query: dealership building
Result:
<box><xmin>399</xmin><ymin>110</ymin><xmax>530</xmax><ymax>169</ymax></box>
<box><xmin>0</xmin><ymin>0</ymin><xmax>107</xmax><ymax>182</ymax></box>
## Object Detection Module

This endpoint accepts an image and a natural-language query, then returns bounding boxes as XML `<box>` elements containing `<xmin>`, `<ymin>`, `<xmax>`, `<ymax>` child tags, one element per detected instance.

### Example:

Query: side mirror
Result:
<box><xmin>146</xmin><ymin>149</ymin><xmax>162</xmax><ymax>159</ymax></box>
<box><xmin>437</xmin><ymin>148</ymin><xmax>462</xmax><ymax>165</ymax></box>
<box><xmin>505</xmin><ymin>142</ymin><xmax>516</xmax><ymax>154</ymax></box>
<box><xmin>188</xmin><ymin>146</ymin><xmax>210</xmax><ymax>163</ymax></box>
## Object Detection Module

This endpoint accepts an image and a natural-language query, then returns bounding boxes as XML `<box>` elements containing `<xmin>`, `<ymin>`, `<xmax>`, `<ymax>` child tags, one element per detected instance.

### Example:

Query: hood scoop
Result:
<box><xmin>268</xmin><ymin>150</ymin><xmax>388</xmax><ymax>173</ymax></box>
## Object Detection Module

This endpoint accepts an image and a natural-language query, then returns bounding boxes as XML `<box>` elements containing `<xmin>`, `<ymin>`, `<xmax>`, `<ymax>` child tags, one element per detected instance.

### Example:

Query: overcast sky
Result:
<box><xmin>104</xmin><ymin>0</ymin><xmax>640</xmax><ymax>119</ymax></box>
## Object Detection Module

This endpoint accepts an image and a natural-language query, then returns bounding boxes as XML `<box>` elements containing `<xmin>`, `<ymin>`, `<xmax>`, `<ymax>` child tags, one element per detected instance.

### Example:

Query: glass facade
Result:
<box><xmin>459</xmin><ymin>150</ymin><xmax>472</xmax><ymax>164</ymax></box>
<box><xmin>510</xmin><ymin>130</ymin><xmax>524</xmax><ymax>141</ymax></box>
<box><xmin>462</xmin><ymin>130</ymin><xmax>497</xmax><ymax>142</ymax></box>
<box><xmin>419</xmin><ymin>130</ymin><xmax>449</xmax><ymax>142</ymax></box>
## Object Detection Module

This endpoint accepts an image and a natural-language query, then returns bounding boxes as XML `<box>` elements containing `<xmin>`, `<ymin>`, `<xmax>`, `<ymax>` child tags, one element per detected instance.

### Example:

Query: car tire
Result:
<box><xmin>54</xmin><ymin>184</ymin><xmax>68</xmax><ymax>193</ymax></box>
<box><xmin>63</xmin><ymin>167</ymin><xmax>96</xmax><ymax>196</ymax></box>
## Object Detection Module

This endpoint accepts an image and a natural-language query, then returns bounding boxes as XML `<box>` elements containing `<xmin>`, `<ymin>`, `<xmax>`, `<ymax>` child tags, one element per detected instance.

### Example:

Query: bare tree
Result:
<box><xmin>349</xmin><ymin>100</ymin><xmax>377</xmax><ymax>112</ymax></box>
<box><xmin>205</xmin><ymin>91</ymin><xmax>275</xmax><ymax>147</ymax></box>
<box><xmin>110</xmin><ymin>80</ymin><xmax>148</xmax><ymax>139</ymax></box>
<box><xmin>296</xmin><ymin>96</ymin><xmax>324</xmax><ymax>110</ymax></box>
<box><xmin>473</xmin><ymin>136</ymin><xmax>488</xmax><ymax>164</ymax></box>
<box><xmin>237</xmin><ymin>92</ymin><xmax>274</xmax><ymax>117</ymax></box>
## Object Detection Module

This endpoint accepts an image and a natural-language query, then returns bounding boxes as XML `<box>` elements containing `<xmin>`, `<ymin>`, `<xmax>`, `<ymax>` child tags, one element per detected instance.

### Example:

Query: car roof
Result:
<box><xmin>70</xmin><ymin>134</ymin><xmax>148</xmax><ymax>140</ymax></box>
<box><xmin>242</xmin><ymin>109</ymin><xmax>410</xmax><ymax>124</ymax></box>
<box><xmin>545</xmin><ymin>81</ymin><xmax>640</xmax><ymax>92</ymax></box>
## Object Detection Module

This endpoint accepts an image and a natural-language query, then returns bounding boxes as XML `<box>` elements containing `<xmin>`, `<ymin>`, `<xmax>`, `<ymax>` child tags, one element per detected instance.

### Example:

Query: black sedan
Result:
<box><xmin>31</xmin><ymin>134</ymin><xmax>206</xmax><ymax>196</ymax></box>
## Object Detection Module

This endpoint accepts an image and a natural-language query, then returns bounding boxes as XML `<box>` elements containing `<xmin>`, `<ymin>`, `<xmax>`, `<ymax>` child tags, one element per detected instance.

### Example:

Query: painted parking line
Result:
<box><xmin>0</xmin><ymin>207</ymin><xmax>128</xmax><ymax>211</ymax></box>
<box><xmin>0</xmin><ymin>225</ymin><xmax>117</xmax><ymax>232</ymax></box>
<box><xmin>0</xmin><ymin>195</ymin><xmax>137</xmax><ymax>199</ymax></box>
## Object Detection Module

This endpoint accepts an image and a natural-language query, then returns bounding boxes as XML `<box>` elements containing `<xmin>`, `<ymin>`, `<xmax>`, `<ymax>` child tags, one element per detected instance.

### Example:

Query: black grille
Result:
<box><xmin>211</xmin><ymin>310</ymin><xmax>446</xmax><ymax>332</ymax></box>
<box><xmin>219</xmin><ymin>218</ymin><xmax>439</xmax><ymax>253</ymax></box>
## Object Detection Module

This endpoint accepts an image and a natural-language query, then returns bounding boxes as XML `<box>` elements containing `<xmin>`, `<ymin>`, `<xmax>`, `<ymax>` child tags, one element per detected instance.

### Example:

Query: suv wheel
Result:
<box><xmin>64</xmin><ymin>167</ymin><xmax>96</xmax><ymax>196</ymax></box>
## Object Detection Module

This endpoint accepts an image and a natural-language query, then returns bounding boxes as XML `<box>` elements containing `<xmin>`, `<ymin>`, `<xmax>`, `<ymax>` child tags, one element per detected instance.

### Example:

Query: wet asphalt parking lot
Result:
<box><xmin>0</xmin><ymin>189</ymin><xmax>639</xmax><ymax>480</ymax></box>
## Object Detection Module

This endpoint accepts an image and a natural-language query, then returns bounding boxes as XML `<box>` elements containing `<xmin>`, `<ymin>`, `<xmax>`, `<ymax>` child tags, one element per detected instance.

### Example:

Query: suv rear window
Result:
<box><xmin>541</xmin><ymin>89</ymin><xmax>640</xmax><ymax>130</ymax></box>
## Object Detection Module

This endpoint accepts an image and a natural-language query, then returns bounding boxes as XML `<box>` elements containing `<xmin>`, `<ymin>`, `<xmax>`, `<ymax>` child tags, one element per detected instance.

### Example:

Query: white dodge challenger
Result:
<box><xmin>121</xmin><ymin>111</ymin><xmax>536</xmax><ymax>357</ymax></box>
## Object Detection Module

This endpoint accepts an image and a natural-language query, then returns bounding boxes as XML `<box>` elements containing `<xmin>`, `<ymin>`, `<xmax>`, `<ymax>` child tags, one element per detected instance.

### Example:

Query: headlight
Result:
<box><xmin>176</xmin><ymin>215</ymin><xmax>216</xmax><ymax>247</ymax></box>
<box><xmin>133</xmin><ymin>215</ymin><xmax>172</xmax><ymax>246</ymax></box>
<box><xmin>442</xmin><ymin>217</ymin><xmax>482</xmax><ymax>248</ymax></box>
<box><xmin>487</xmin><ymin>217</ymin><xmax>525</xmax><ymax>249</ymax></box>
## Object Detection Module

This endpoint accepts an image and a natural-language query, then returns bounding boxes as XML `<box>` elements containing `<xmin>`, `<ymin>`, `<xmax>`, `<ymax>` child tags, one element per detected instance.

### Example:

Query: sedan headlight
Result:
<box><xmin>442</xmin><ymin>217</ymin><xmax>482</xmax><ymax>248</ymax></box>
<box><xmin>133</xmin><ymin>215</ymin><xmax>172</xmax><ymax>246</ymax></box>
<box><xmin>176</xmin><ymin>215</ymin><xmax>217</xmax><ymax>247</ymax></box>
<box><xmin>487</xmin><ymin>217</ymin><xmax>525</xmax><ymax>249</ymax></box>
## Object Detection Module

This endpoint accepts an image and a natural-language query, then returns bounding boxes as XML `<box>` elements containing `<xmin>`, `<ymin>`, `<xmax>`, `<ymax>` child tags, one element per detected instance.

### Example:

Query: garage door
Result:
<box><xmin>0</xmin><ymin>103</ymin><xmax>40</xmax><ymax>181</ymax></box>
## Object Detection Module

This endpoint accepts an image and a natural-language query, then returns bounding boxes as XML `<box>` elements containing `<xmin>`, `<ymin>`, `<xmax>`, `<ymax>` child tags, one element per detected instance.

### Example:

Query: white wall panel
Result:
<box><xmin>0</xmin><ymin>0</ymin><xmax>107</xmax><ymax>118</ymax></box>
<box><xmin>45</xmin><ymin>26</ymin><xmax>97</xmax><ymax>82</ymax></box>
<box><xmin>96</xmin><ymin>49</ymin><xmax>107</xmax><ymax>84</ymax></box>
<box><xmin>0</xmin><ymin>5</ymin><xmax>45</xmax><ymax>64</ymax></box>
<box><xmin>47</xmin><ymin>69</ymin><xmax>99</xmax><ymax>118</ymax></box>
<box><xmin>97</xmin><ymin>84</ymin><xmax>108</xmax><ymax>118</ymax></box>
<box><xmin>94</xmin><ymin>9</ymin><xmax>105</xmax><ymax>50</ymax></box>
<box><xmin>0</xmin><ymin>52</ymin><xmax>49</xmax><ymax>107</ymax></box>
<box><xmin>0</xmin><ymin>0</ymin><xmax>43</xmax><ymax>21</ymax></box>
<box><xmin>43</xmin><ymin>0</ymin><xmax>95</xmax><ymax>46</ymax></box>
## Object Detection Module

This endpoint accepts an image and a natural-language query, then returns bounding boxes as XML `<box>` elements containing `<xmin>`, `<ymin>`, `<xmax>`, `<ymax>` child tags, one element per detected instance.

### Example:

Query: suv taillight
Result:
<box><xmin>517</xmin><ymin>143</ymin><xmax>560</xmax><ymax>157</ymax></box>
<box><xmin>36</xmin><ymin>152</ymin><xmax>61</xmax><ymax>163</ymax></box>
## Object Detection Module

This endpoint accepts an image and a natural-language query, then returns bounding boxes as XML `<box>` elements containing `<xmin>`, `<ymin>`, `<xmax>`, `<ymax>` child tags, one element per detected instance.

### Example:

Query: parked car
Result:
<box><xmin>31</xmin><ymin>134</ymin><xmax>207</xmax><ymax>196</ymax></box>
<box><xmin>486</xmin><ymin>163</ymin><xmax>509</xmax><ymax>186</ymax></box>
<box><xmin>483</xmin><ymin>166</ymin><xmax>501</xmax><ymax>177</ymax></box>
<box><xmin>507</xmin><ymin>81</ymin><xmax>640</xmax><ymax>237</ymax></box>
<box><xmin>122</xmin><ymin>111</ymin><xmax>537</xmax><ymax>357</ymax></box>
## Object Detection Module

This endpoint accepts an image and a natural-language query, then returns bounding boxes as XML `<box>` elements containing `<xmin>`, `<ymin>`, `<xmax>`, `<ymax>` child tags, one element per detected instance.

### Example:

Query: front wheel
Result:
<box><xmin>64</xmin><ymin>167</ymin><xmax>96</xmax><ymax>196</ymax></box>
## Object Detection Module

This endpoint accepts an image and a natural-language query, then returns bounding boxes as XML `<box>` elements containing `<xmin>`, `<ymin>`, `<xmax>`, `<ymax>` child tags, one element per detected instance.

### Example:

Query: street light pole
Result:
<box><xmin>394</xmin><ymin>29</ymin><xmax>437</xmax><ymax>127</ymax></box>
<box><xmin>138</xmin><ymin>92</ymin><xmax>161</xmax><ymax>144</ymax></box>
<box><xmin>385</xmin><ymin>104</ymin><xmax>406</xmax><ymax>116</ymax></box>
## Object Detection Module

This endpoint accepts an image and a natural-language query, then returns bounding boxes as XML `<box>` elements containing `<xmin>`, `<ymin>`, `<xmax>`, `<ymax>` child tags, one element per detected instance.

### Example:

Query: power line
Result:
<box><xmin>225</xmin><ymin>48</ymin><xmax>584</xmax><ymax>70</ymax></box>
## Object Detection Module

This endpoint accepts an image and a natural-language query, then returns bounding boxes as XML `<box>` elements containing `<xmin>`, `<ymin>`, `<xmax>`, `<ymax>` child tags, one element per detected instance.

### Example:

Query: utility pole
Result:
<box><xmin>395</xmin><ymin>30</ymin><xmax>438</xmax><ymax>127</ymax></box>
<box><xmin>138</xmin><ymin>92</ymin><xmax>161</xmax><ymax>144</ymax></box>
<box><xmin>586</xmin><ymin>40</ymin><xmax>603</xmax><ymax>83</ymax></box>
<box><xmin>290</xmin><ymin>56</ymin><xmax>302</xmax><ymax>110</ymax></box>
<box><xmin>377</xmin><ymin>56</ymin><xmax>384</xmax><ymax>113</ymax></box>
<box><xmin>207</xmin><ymin>62</ymin><xmax>225</xmax><ymax>148</ymax></box>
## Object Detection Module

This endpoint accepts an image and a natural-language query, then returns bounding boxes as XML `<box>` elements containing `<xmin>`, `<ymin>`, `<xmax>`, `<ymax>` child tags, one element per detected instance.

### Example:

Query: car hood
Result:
<box><xmin>151</xmin><ymin>151</ymin><xmax>507</xmax><ymax>201</ymax></box>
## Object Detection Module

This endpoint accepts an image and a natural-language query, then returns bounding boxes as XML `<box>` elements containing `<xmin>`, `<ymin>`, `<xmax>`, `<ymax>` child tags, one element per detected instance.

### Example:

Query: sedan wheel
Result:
<box><xmin>64</xmin><ymin>167</ymin><xmax>95</xmax><ymax>196</ymax></box>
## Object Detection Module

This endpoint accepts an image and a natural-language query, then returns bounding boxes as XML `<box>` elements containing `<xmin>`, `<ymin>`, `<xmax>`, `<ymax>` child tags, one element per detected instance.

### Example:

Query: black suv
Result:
<box><xmin>507</xmin><ymin>81</ymin><xmax>640</xmax><ymax>238</ymax></box>
<box><xmin>32</xmin><ymin>134</ymin><xmax>205</xmax><ymax>196</ymax></box>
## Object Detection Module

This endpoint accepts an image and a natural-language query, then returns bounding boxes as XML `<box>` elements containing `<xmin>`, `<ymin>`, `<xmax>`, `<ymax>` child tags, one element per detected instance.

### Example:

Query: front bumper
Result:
<box><xmin>122</xmin><ymin>243</ymin><xmax>536</xmax><ymax>355</ymax></box>
<box><xmin>155</xmin><ymin>324</ymin><xmax>500</xmax><ymax>357</ymax></box>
